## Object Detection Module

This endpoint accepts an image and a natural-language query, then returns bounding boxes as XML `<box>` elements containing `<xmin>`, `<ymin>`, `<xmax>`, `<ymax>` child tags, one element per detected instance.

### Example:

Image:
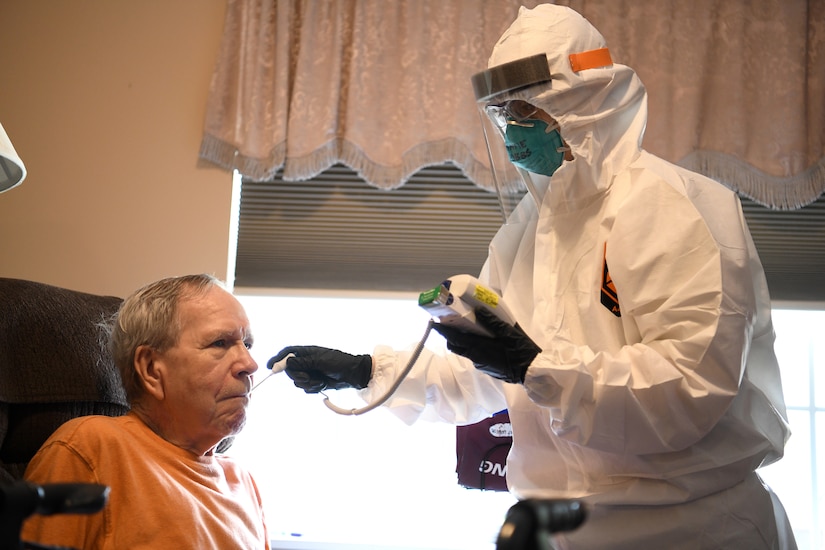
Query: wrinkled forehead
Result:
<box><xmin>176</xmin><ymin>286</ymin><xmax>250</xmax><ymax>335</ymax></box>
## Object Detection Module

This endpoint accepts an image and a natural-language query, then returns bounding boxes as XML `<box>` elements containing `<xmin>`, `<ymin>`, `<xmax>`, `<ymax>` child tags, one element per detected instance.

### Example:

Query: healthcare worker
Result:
<box><xmin>270</xmin><ymin>5</ymin><xmax>796</xmax><ymax>549</ymax></box>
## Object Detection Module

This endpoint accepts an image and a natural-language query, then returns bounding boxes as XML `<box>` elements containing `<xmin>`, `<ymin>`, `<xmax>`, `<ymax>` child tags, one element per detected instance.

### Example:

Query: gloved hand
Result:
<box><xmin>268</xmin><ymin>346</ymin><xmax>373</xmax><ymax>393</ymax></box>
<box><xmin>431</xmin><ymin>307</ymin><xmax>541</xmax><ymax>384</ymax></box>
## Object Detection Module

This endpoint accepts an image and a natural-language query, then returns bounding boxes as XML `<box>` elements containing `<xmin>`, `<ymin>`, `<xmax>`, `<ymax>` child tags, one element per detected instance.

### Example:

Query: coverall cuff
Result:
<box><xmin>358</xmin><ymin>345</ymin><xmax>400</xmax><ymax>402</ymax></box>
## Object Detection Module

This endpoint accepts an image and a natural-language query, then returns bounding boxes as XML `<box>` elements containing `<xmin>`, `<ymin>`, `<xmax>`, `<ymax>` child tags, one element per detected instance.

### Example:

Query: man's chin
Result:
<box><xmin>217</xmin><ymin>409</ymin><xmax>248</xmax><ymax>440</ymax></box>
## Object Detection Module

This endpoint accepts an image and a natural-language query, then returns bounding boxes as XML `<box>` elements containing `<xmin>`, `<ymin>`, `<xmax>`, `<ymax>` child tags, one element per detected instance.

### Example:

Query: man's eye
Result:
<box><xmin>211</xmin><ymin>339</ymin><xmax>227</xmax><ymax>348</ymax></box>
<box><xmin>244</xmin><ymin>341</ymin><xmax>253</xmax><ymax>350</ymax></box>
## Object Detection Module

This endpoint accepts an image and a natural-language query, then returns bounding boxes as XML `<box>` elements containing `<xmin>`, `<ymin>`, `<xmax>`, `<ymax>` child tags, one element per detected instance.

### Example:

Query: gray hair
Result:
<box><xmin>106</xmin><ymin>274</ymin><xmax>223</xmax><ymax>403</ymax></box>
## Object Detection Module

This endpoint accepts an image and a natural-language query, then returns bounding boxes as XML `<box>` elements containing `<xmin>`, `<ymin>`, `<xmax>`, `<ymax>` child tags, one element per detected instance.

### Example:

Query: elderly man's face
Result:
<box><xmin>153</xmin><ymin>286</ymin><xmax>258</xmax><ymax>454</ymax></box>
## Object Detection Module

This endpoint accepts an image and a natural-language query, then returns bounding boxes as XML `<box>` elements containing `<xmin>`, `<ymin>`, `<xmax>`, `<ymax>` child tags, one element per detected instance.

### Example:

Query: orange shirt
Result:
<box><xmin>22</xmin><ymin>413</ymin><xmax>270</xmax><ymax>549</ymax></box>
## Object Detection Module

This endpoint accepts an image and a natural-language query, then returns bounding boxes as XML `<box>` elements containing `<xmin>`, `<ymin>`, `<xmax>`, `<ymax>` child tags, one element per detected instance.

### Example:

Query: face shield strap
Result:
<box><xmin>471</xmin><ymin>54</ymin><xmax>552</xmax><ymax>102</ymax></box>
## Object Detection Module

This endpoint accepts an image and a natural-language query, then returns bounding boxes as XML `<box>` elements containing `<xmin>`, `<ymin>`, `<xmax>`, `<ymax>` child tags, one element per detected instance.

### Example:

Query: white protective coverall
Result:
<box><xmin>361</xmin><ymin>5</ymin><xmax>795</xmax><ymax>549</ymax></box>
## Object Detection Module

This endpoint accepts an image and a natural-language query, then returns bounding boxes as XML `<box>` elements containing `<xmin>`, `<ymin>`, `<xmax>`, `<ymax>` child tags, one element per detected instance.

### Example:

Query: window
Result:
<box><xmin>757</xmin><ymin>308</ymin><xmax>825</xmax><ymax>550</ymax></box>
<box><xmin>231</xmin><ymin>293</ymin><xmax>516</xmax><ymax>550</ymax></box>
<box><xmin>230</xmin><ymin>292</ymin><xmax>822</xmax><ymax>549</ymax></box>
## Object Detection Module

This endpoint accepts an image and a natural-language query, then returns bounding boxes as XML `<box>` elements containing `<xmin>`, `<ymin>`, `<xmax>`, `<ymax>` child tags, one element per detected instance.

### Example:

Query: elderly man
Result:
<box><xmin>22</xmin><ymin>274</ymin><xmax>269</xmax><ymax>549</ymax></box>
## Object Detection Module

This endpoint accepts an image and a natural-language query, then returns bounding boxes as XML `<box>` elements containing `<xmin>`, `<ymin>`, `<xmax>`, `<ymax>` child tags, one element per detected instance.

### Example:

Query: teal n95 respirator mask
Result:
<box><xmin>503</xmin><ymin>119</ymin><xmax>565</xmax><ymax>177</ymax></box>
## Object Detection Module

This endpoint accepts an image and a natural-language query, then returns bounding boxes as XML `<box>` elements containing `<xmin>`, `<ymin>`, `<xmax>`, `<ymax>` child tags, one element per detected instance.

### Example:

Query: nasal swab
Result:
<box><xmin>250</xmin><ymin>353</ymin><xmax>293</xmax><ymax>393</ymax></box>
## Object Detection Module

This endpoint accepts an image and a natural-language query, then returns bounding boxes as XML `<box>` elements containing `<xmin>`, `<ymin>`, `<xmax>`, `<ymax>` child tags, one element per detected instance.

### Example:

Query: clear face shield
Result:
<box><xmin>471</xmin><ymin>54</ymin><xmax>556</xmax><ymax>222</ymax></box>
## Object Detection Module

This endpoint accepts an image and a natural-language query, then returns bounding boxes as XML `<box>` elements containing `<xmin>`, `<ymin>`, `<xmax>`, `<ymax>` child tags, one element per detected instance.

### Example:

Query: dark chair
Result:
<box><xmin>0</xmin><ymin>278</ymin><xmax>130</xmax><ymax>484</ymax></box>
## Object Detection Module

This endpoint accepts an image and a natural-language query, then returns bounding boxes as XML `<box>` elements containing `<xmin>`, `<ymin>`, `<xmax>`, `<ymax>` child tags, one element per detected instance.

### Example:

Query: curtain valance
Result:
<box><xmin>200</xmin><ymin>0</ymin><xmax>825</xmax><ymax>209</ymax></box>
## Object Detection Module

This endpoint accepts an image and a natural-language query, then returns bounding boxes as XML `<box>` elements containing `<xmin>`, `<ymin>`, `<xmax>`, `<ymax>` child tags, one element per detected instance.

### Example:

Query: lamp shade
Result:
<box><xmin>0</xmin><ymin>123</ymin><xmax>26</xmax><ymax>193</ymax></box>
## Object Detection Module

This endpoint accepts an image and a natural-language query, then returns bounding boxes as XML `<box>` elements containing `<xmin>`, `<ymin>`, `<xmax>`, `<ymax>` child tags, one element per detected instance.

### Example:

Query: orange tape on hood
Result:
<box><xmin>569</xmin><ymin>47</ymin><xmax>613</xmax><ymax>72</ymax></box>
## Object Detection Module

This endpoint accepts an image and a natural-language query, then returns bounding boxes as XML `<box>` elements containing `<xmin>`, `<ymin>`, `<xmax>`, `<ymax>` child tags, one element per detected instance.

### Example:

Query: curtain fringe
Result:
<box><xmin>198</xmin><ymin>134</ymin><xmax>238</xmax><ymax>172</ymax></box>
<box><xmin>679</xmin><ymin>151</ymin><xmax>825</xmax><ymax>210</ymax></box>
<box><xmin>198</xmin><ymin>134</ymin><xmax>287</xmax><ymax>181</ymax></box>
<box><xmin>199</xmin><ymin>134</ymin><xmax>499</xmax><ymax>191</ymax></box>
<box><xmin>281</xmin><ymin>137</ymin><xmax>499</xmax><ymax>191</ymax></box>
<box><xmin>200</xmin><ymin>135</ymin><xmax>824</xmax><ymax>211</ymax></box>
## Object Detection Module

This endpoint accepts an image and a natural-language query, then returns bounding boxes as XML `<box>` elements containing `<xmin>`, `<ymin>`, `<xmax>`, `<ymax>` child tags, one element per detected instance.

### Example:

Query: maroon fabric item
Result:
<box><xmin>455</xmin><ymin>410</ymin><xmax>512</xmax><ymax>492</ymax></box>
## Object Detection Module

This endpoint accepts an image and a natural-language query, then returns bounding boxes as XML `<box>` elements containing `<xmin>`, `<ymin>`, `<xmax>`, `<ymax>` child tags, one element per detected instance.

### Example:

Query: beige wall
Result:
<box><xmin>0</xmin><ymin>0</ymin><xmax>232</xmax><ymax>298</ymax></box>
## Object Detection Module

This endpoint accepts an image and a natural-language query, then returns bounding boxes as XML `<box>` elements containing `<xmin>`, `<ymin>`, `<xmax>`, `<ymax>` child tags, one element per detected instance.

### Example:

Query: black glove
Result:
<box><xmin>431</xmin><ymin>307</ymin><xmax>541</xmax><ymax>384</ymax></box>
<box><xmin>268</xmin><ymin>345</ymin><xmax>372</xmax><ymax>393</ymax></box>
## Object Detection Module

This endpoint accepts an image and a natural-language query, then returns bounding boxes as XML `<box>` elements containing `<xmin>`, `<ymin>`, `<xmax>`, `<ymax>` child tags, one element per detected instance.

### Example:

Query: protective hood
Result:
<box><xmin>488</xmin><ymin>5</ymin><xmax>647</xmax><ymax>208</ymax></box>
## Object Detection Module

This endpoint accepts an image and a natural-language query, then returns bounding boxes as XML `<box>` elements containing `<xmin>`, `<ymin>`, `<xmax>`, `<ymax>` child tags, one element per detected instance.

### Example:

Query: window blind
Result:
<box><xmin>235</xmin><ymin>163</ymin><xmax>825</xmax><ymax>301</ymax></box>
<box><xmin>235</xmin><ymin>164</ymin><xmax>505</xmax><ymax>292</ymax></box>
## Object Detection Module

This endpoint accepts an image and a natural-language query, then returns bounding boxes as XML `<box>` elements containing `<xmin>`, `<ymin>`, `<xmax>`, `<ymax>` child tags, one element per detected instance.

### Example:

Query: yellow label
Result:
<box><xmin>472</xmin><ymin>284</ymin><xmax>499</xmax><ymax>308</ymax></box>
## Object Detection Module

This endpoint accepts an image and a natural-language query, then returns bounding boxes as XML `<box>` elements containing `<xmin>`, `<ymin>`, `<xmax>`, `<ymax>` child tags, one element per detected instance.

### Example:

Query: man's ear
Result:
<box><xmin>134</xmin><ymin>345</ymin><xmax>166</xmax><ymax>400</ymax></box>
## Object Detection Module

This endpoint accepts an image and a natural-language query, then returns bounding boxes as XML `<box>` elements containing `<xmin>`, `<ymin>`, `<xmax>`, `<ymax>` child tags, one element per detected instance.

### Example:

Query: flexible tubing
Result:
<box><xmin>323</xmin><ymin>319</ymin><xmax>435</xmax><ymax>416</ymax></box>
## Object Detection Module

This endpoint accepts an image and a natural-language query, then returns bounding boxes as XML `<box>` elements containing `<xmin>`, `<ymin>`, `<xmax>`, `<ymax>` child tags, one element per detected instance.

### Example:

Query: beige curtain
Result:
<box><xmin>200</xmin><ymin>0</ymin><xmax>825</xmax><ymax>209</ymax></box>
